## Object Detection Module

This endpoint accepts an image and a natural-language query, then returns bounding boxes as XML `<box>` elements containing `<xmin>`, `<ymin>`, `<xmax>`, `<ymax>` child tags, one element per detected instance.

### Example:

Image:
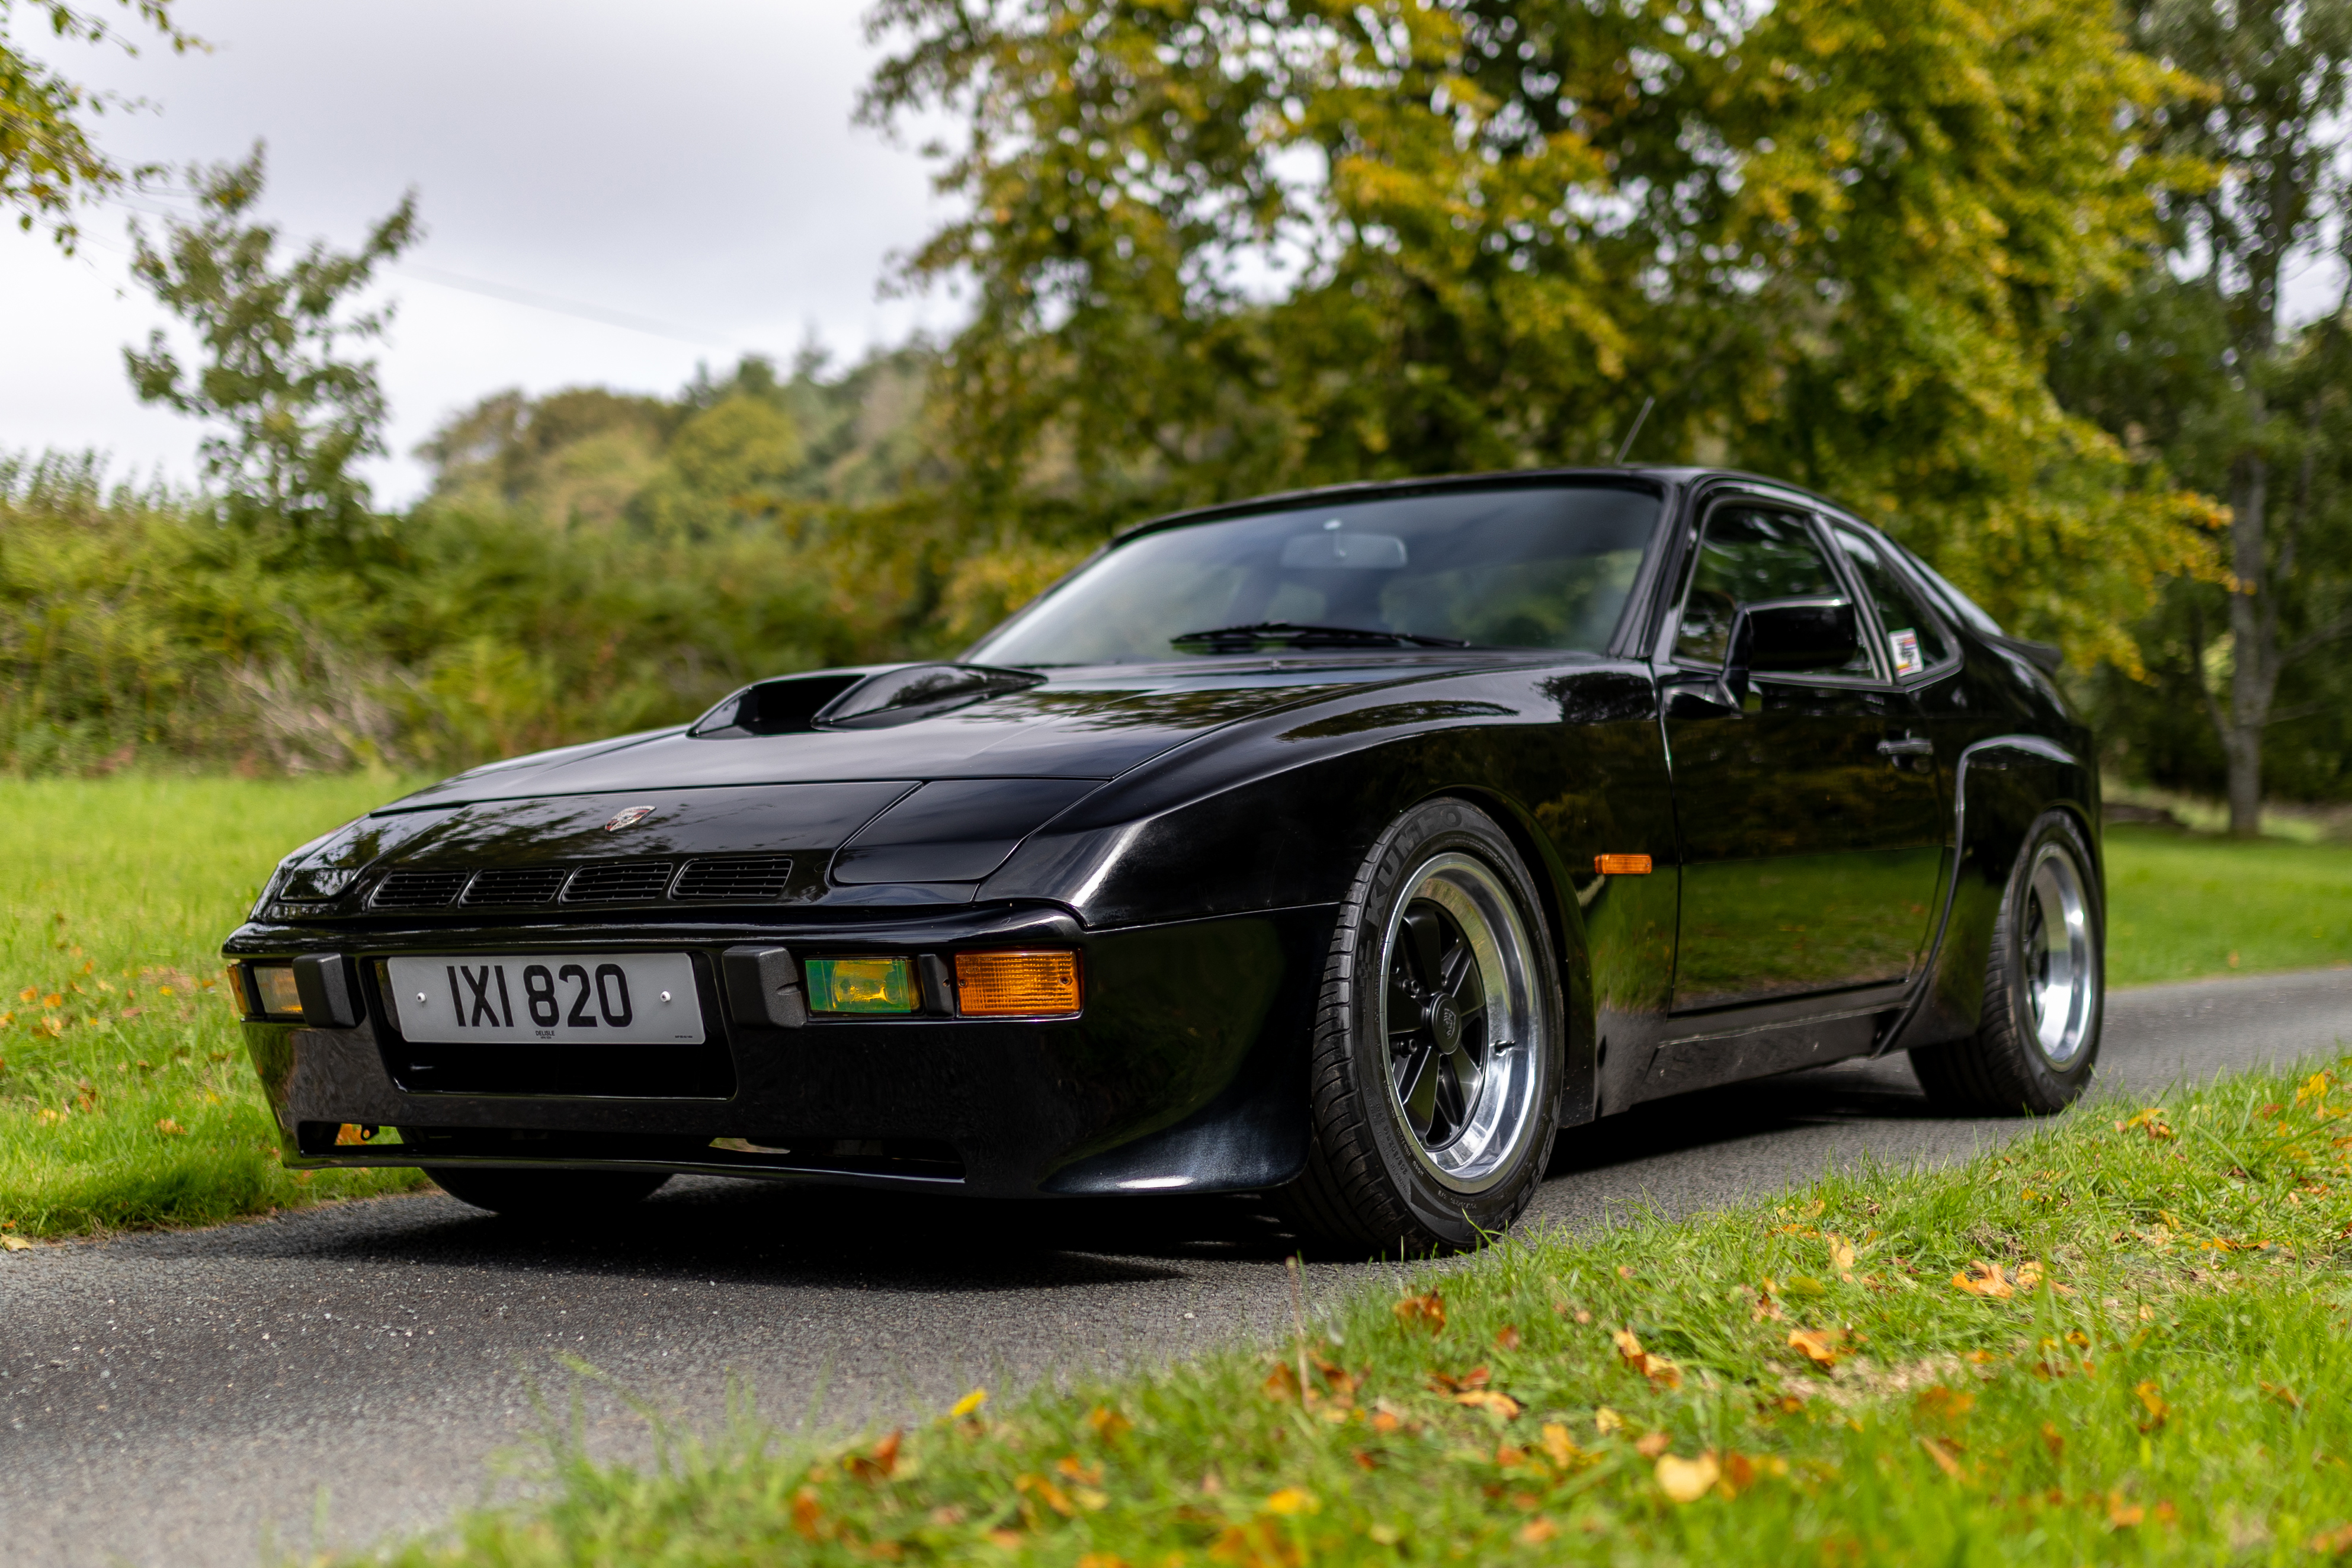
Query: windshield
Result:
<box><xmin>967</xmin><ymin>483</ymin><xmax>1663</xmax><ymax>666</ymax></box>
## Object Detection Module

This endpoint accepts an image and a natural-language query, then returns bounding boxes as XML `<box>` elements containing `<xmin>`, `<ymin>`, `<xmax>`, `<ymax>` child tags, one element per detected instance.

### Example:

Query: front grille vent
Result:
<box><xmin>370</xmin><ymin>870</ymin><xmax>470</xmax><ymax>909</ymax></box>
<box><xmin>561</xmin><ymin>861</ymin><xmax>675</xmax><ymax>904</ymax></box>
<box><xmin>671</xmin><ymin>857</ymin><xmax>794</xmax><ymax>902</ymax></box>
<box><xmin>462</xmin><ymin>867</ymin><xmax>570</xmax><ymax>906</ymax></box>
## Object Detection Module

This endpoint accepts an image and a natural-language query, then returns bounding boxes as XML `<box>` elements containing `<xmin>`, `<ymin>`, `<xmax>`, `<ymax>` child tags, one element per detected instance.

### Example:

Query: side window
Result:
<box><xmin>1671</xmin><ymin>505</ymin><xmax>1872</xmax><ymax>675</ymax></box>
<box><xmin>1833</xmin><ymin>527</ymin><xmax>1954</xmax><ymax>677</ymax></box>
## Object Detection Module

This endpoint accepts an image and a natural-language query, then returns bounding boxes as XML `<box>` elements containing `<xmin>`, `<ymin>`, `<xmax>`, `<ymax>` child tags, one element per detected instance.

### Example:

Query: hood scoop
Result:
<box><xmin>690</xmin><ymin>664</ymin><xmax>1047</xmax><ymax>738</ymax></box>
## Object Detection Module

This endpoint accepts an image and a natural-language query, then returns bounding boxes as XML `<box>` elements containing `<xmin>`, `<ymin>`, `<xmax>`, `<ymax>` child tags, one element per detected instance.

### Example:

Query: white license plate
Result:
<box><xmin>384</xmin><ymin>954</ymin><xmax>704</xmax><ymax>1045</ymax></box>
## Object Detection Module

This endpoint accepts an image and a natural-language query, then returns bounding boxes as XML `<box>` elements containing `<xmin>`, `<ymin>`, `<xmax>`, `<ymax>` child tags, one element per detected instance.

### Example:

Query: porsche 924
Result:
<box><xmin>223</xmin><ymin>468</ymin><xmax>2102</xmax><ymax>1252</ymax></box>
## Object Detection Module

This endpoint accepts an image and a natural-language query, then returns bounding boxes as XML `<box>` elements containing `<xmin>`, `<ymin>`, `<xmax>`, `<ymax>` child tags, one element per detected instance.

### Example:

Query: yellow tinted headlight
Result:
<box><xmin>249</xmin><ymin>963</ymin><xmax>303</xmax><ymax>1017</ymax></box>
<box><xmin>805</xmin><ymin>957</ymin><xmax>915</xmax><ymax>1015</ymax></box>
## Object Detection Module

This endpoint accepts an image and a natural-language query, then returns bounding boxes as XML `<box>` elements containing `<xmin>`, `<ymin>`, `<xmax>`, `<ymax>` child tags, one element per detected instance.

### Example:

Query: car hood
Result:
<box><xmin>260</xmin><ymin>659</ymin><xmax>1511</xmax><ymax>915</ymax></box>
<box><xmin>386</xmin><ymin>660</ymin><xmax>1469</xmax><ymax>809</ymax></box>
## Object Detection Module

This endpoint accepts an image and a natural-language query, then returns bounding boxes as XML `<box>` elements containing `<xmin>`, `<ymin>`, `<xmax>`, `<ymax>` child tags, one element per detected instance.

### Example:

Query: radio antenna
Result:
<box><xmin>1613</xmin><ymin>396</ymin><xmax>1655</xmax><ymax>466</ymax></box>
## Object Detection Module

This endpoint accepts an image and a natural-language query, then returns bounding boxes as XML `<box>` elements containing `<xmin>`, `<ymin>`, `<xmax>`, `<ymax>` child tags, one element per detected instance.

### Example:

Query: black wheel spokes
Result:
<box><xmin>1386</xmin><ymin>898</ymin><xmax>1486</xmax><ymax>1149</ymax></box>
<box><xmin>2023</xmin><ymin>894</ymin><xmax>2050</xmax><ymax>1027</ymax></box>
<box><xmin>1376</xmin><ymin>850</ymin><xmax>1546</xmax><ymax>1192</ymax></box>
<box><xmin>1395</xmin><ymin>1041</ymin><xmax>1440</xmax><ymax>1134</ymax></box>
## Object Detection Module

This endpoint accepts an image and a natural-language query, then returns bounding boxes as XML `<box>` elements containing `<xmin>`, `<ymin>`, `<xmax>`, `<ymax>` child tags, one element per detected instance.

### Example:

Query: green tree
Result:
<box><xmin>862</xmin><ymin>0</ymin><xmax>2215</xmax><ymax>660</ymax></box>
<box><xmin>124</xmin><ymin>144</ymin><xmax>421</xmax><ymax>555</ymax></box>
<box><xmin>1</xmin><ymin>1</ymin><xmax>194</xmax><ymax>243</ymax></box>
<box><xmin>2057</xmin><ymin>0</ymin><xmax>2352</xmax><ymax>833</ymax></box>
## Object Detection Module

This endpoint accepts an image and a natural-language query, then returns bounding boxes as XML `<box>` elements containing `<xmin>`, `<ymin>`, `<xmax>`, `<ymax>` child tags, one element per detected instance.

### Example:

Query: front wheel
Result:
<box><xmin>424</xmin><ymin>1166</ymin><xmax>672</xmax><ymax>1217</ymax></box>
<box><xmin>1911</xmin><ymin>809</ymin><xmax>2104</xmax><ymax>1114</ymax></box>
<box><xmin>1276</xmin><ymin>799</ymin><xmax>1563</xmax><ymax>1256</ymax></box>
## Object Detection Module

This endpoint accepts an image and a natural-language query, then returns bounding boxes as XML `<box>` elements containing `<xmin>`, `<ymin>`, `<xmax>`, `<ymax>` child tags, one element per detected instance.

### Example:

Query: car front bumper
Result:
<box><xmin>224</xmin><ymin>900</ymin><xmax>1335</xmax><ymax>1198</ymax></box>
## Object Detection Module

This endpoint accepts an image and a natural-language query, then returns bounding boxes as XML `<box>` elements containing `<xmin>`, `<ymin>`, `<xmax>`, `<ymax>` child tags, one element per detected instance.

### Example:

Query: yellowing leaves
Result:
<box><xmin>1612</xmin><ymin>1327</ymin><xmax>1683</xmax><ymax>1389</ymax></box>
<box><xmin>0</xmin><ymin>1234</ymin><xmax>31</xmax><ymax>1252</ymax></box>
<box><xmin>1014</xmin><ymin>1470</ymin><xmax>1102</xmax><ymax>1516</ymax></box>
<box><xmin>1424</xmin><ymin>1365</ymin><xmax>1520</xmax><ymax>1418</ymax></box>
<box><xmin>2309</xmin><ymin>1521</ymin><xmax>2352</xmax><ymax>1556</ymax></box>
<box><xmin>1655</xmin><ymin>1450</ymin><xmax>1720</xmax><ymax>1503</ymax></box>
<box><xmin>1262</xmin><ymin>1487</ymin><xmax>1318</xmax><ymax>1516</ymax></box>
<box><xmin>1786</xmin><ymin>1327</ymin><xmax>1849</xmax><ymax>1368</ymax></box>
<box><xmin>843</xmin><ymin>1429</ymin><xmax>902</xmax><ymax>1483</ymax></box>
<box><xmin>1539</xmin><ymin>1422</ymin><xmax>1586</xmax><ymax>1468</ymax></box>
<box><xmin>1392</xmin><ymin>1289</ymin><xmax>1445</xmax><ymax>1333</ymax></box>
<box><xmin>947</xmin><ymin>1387</ymin><xmax>988</xmax><ymax>1419</ymax></box>
<box><xmin>2135</xmin><ymin>1380</ymin><xmax>2170</xmax><ymax>1431</ymax></box>
<box><xmin>2116</xmin><ymin>1108</ymin><xmax>2176</xmax><ymax>1140</ymax></box>
<box><xmin>1918</xmin><ymin>1435</ymin><xmax>1966</xmax><ymax>1479</ymax></box>
<box><xmin>1952</xmin><ymin>1261</ymin><xmax>2017</xmax><ymax>1297</ymax></box>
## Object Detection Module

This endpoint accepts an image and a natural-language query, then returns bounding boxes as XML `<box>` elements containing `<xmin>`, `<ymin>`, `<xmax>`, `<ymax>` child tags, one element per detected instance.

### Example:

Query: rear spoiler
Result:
<box><xmin>1985</xmin><ymin>632</ymin><xmax>2064</xmax><ymax>675</ymax></box>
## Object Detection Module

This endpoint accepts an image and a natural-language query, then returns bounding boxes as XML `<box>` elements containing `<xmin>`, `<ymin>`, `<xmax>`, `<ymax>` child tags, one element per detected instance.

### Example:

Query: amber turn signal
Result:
<box><xmin>954</xmin><ymin>950</ymin><xmax>1082</xmax><ymax>1017</ymax></box>
<box><xmin>1594</xmin><ymin>854</ymin><xmax>1653</xmax><ymax>876</ymax></box>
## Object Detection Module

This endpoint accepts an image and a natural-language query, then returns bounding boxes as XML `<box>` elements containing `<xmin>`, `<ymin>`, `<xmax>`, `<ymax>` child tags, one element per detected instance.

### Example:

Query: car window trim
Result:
<box><xmin>1656</xmin><ymin>492</ymin><xmax>1892</xmax><ymax>686</ymax></box>
<box><xmin>1824</xmin><ymin>516</ymin><xmax>1964</xmax><ymax>685</ymax></box>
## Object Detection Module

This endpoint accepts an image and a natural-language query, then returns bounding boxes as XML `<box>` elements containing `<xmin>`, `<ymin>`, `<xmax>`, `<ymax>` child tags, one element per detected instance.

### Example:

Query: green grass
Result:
<box><xmin>2105</xmin><ymin>824</ymin><xmax>2352</xmax><ymax>987</ymax></box>
<box><xmin>0</xmin><ymin>775</ymin><xmax>428</xmax><ymax>1239</ymax></box>
<box><xmin>0</xmin><ymin>780</ymin><xmax>2345</xmax><ymax>1246</ymax></box>
<box><xmin>351</xmin><ymin>1059</ymin><xmax>2352</xmax><ymax>1566</ymax></box>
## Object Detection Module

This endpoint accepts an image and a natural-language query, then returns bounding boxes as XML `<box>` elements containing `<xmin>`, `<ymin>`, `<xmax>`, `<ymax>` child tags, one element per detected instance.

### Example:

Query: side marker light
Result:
<box><xmin>954</xmin><ymin>950</ymin><xmax>1082</xmax><ymax>1017</ymax></box>
<box><xmin>1594</xmin><ymin>854</ymin><xmax>1654</xmax><ymax>876</ymax></box>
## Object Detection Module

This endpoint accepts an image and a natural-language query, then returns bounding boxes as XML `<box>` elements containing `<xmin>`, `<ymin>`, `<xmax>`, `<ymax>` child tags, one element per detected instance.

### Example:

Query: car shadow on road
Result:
<box><xmin>1547</xmin><ymin>1057</ymin><xmax>1996</xmax><ymax>1177</ymax></box>
<box><xmin>118</xmin><ymin>1055</ymin><xmax>1999</xmax><ymax>1285</ymax></box>
<box><xmin>279</xmin><ymin>1176</ymin><xmax>1302</xmax><ymax>1288</ymax></box>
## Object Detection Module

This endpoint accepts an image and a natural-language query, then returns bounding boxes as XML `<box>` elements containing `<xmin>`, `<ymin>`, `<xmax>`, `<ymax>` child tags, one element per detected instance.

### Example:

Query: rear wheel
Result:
<box><xmin>1911</xmin><ymin>810</ymin><xmax>2103</xmax><ymax>1114</ymax></box>
<box><xmin>1276</xmin><ymin>799</ymin><xmax>1562</xmax><ymax>1255</ymax></box>
<box><xmin>424</xmin><ymin>1166</ymin><xmax>672</xmax><ymax>1217</ymax></box>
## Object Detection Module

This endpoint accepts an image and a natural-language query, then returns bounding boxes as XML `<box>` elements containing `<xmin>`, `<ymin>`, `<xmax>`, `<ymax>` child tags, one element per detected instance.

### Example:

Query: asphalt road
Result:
<box><xmin>5</xmin><ymin>966</ymin><xmax>2349</xmax><ymax>1567</ymax></box>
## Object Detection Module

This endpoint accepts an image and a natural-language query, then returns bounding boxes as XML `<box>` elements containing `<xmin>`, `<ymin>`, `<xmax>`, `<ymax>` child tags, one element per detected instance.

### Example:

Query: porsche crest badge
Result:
<box><xmin>602</xmin><ymin>806</ymin><xmax>656</xmax><ymax>832</ymax></box>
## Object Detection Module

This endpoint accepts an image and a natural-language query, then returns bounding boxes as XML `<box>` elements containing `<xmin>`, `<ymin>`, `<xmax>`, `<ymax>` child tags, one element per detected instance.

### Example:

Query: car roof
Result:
<box><xmin>1112</xmin><ymin>466</ymin><xmax>1872</xmax><ymax>544</ymax></box>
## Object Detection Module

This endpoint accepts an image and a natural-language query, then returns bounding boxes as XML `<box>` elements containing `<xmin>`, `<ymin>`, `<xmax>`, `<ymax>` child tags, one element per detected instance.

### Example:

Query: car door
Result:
<box><xmin>1659</xmin><ymin>499</ymin><xmax>1946</xmax><ymax>1012</ymax></box>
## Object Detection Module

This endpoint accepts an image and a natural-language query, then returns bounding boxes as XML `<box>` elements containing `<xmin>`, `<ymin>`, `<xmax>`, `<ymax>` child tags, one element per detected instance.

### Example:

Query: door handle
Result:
<box><xmin>1877</xmin><ymin>736</ymin><xmax>1934</xmax><ymax>757</ymax></box>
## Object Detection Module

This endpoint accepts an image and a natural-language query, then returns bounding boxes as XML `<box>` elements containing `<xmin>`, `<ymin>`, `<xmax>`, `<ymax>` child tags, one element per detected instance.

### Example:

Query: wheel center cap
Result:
<box><xmin>1428</xmin><ymin>996</ymin><xmax>1463</xmax><ymax>1052</ymax></box>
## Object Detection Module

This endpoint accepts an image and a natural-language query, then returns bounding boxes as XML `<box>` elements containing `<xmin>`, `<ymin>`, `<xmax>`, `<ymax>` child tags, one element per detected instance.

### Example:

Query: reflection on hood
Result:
<box><xmin>389</xmin><ymin>662</ymin><xmax>1472</xmax><ymax>809</ymax></box>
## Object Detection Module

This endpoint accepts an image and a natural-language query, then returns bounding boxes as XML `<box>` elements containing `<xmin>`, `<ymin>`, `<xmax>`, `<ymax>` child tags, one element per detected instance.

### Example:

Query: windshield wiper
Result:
<box><xmin>1170</xmin><ymin>621</ymin><xmax>1469</xmax><ymax>650</ymax></box>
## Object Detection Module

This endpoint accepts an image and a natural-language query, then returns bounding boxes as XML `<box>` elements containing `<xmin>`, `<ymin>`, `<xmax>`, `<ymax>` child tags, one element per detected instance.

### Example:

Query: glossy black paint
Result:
<box><xmin>223</xmin><ymin>466</ymin><xmax>2095</xmax><ymax>1203</ymax></box>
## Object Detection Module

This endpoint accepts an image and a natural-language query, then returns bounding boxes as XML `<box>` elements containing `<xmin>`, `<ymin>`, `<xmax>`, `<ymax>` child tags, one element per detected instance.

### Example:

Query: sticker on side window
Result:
<box><xmin>1889</xmin><ymin>629</ymin><xmax>1923</xmax><ymax>677</ymax></box>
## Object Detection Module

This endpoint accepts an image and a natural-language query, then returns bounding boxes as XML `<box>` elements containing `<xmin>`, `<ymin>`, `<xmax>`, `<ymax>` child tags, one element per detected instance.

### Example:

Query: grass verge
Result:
<box><xmin>2106</xmin><ymin>824</ymin><xmax>2352</xmax><ymax>986</ymax></box>
<box><xmin>355</xmin><ymin>1058</ymin><xmax>2352</xmax><ymax>1566</ymax></box>
<box><xmin>0</xmin><ymin>775</ymin><xmax>429</xmax><ymax>1240</ymax></box>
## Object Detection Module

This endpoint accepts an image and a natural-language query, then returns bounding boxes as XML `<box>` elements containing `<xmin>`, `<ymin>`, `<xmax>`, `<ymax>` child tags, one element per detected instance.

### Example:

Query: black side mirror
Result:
<box><xmin>1723</xmin><ymin>598</ymin><xmax>1859</xmax><ymax>702</ymax></box>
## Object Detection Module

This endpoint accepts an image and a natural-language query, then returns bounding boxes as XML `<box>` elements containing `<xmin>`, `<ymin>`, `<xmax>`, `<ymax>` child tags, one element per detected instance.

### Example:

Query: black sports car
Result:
<box><xmin>224</xmin><ymin>468</ymin><xmax>2103</xmax><ymax>1251</ymax></box>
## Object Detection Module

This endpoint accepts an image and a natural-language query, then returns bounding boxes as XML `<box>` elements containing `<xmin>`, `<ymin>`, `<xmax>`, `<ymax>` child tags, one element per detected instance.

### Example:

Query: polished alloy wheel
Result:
<box><xmin>2020</xmin><ymin>841</ymin><xmax>2097</xmax><ymax>1068</ymax></box>
<box><xmin>1377</xmin><ymin>852</ymin><xmax>1543</xmax><ymax>1193</ymax></box>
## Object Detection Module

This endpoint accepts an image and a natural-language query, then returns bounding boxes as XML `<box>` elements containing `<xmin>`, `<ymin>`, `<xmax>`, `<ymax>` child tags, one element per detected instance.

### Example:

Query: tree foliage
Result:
<box><xmin>0</xmin><ymin>0</ymin><xmax>194</xmax><ymax>243</ymax></box>
<box><xmin>2052</xmin><ymin>0</ymin><xmax>2352</xmax><ymax>830</ymax></box>
<box><xmin>862</xmin><ymin>0</ymin><xmax>2218</xmax><ymax>662</ymax></box>
<box><xmin>123</xmin><ymin>145</ymin><xmax>419</xmax><ymax>556</ymax></box>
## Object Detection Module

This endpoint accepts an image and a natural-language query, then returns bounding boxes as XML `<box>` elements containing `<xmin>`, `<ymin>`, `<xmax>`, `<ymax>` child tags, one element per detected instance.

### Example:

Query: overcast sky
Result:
<box><xmin>3</xmin><ymin>0</ymin><xmax>957</xmax><ymax>504</ymax></box>
<box><xmin>9</xmin><ymin>5</ymin><xmax>2347</xmax><ymax>510</ymax></box>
